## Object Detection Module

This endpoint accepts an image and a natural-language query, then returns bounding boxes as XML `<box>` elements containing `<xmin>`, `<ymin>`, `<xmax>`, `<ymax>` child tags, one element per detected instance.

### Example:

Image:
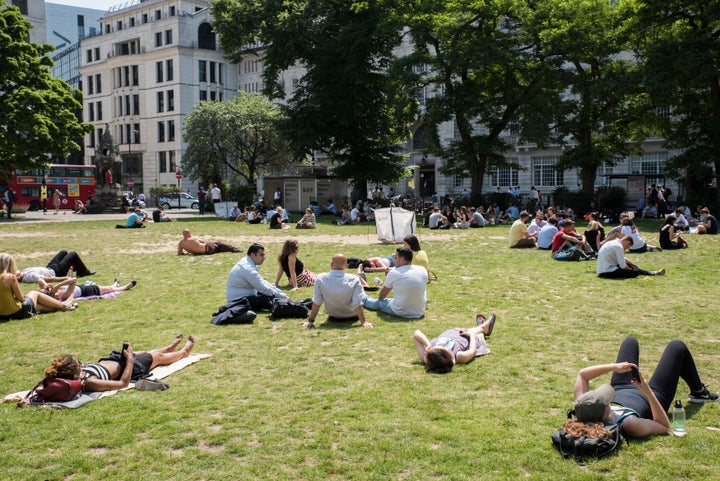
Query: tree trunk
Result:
<box><xmin>580</xmin><ymin>165</ymin><xmax>597</xmax><ymax>196</ymax></box>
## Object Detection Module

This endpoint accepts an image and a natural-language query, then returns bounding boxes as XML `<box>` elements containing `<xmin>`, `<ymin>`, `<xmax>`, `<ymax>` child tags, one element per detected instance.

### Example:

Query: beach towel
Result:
<box><xmin>3</xmin><ymin>353</ymin><xmax>210</xmax><ymax>409</ymax></box>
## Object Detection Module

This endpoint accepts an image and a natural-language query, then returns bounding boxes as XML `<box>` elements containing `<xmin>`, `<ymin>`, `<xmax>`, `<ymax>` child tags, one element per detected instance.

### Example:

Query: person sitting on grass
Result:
<box><xmin>697</xmin><ymin>207</ymin><xmax>718</xmax><ymax>235</ymax></box>
<box><xmin>73</xmin><ymin>199</ymin><xmax>87</xmax><ymax>214</ymax></box>
<box><xmin>596</xmin><ymin>236</ymin><xmax>665</xmax><ymax>278</ymax></box>
<box><xmin>274</xmin><ymin>239</ymin><xmax>317</xmax><ymax>291</ymax></box>
<box><xmin>303</xmin><ymin>254</ymin><xmax>374</xmax><ymax>329</ymax></box>
<box><xmin>620</xmin><ymin>217</ymin><xmax>661</xmax><ymax>252</ymax></box>
<box><xmin>362</xmin><ymin>247</ymin><xmax>427</xmax><ymax>319</ymax></box>
<box><xmin>508</xmin><ymin>211</ymin><xmax>537</xmax><ymax>248</ymax></box>
<box><xmin>570</xmin><ymin>336</ymin><xmax>717</xmax><ymax>439</ymax></box>
<box><xmin>41</xmin><ymin>334</ymin><xmax>196</xmax><ymax>392</ymax></box>
<box><xmin>1</xmin><ymin>253</ymin><xmax>77</xmax><ymax>321</ymax></box>
<box><xmin>413</xmin><ymin>314</ymin><xmax>496</xmax><ymax>373</ymax></box>
<box><xmin>659</xmin><ymin>215</ymin><xmax>688</xmax><ymax>250</ymax></box>
<box><xmin>126</xmin><ymin>208</ymin><xmax>146</xmax><ymax>228</ymax></box>
<box><xmin>177</xmin><ymin>229</ymin><xmax>240</xmax><ymax>256</ymax></box>
<box><xmin>537</xmin><ymin>215</ymin><xmax>559</xmax><ymax>250</ymax></box>
<box><xmin>39</xmin><ymin>277</ymin><xmax>136</xmax><ymax>301</ymax></box>
<box><xmin>402</xmin><ymin>234</ymin><xmax>429</xmax><ymax>274</ymax></box>
<box><xmin>550</xmin><ymin>220</ymin><xmax>595</xmax><ymax>261</ymax></box>
<box><xmin>295</xmin><ymin>208</ymin><xmax>317</xmax><ymax>229</ymax></box>
<box><xmin>270</xmin><ymin>206</ymin><xmax>289</xmax><ymax>229</ymax></box>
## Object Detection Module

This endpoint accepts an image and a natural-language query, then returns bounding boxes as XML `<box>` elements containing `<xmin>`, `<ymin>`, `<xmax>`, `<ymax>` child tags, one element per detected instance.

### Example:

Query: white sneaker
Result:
<box><xmin>113</xmin><ymin>279</ymin><xmax>121</xmax><ymax>288</ymax></box>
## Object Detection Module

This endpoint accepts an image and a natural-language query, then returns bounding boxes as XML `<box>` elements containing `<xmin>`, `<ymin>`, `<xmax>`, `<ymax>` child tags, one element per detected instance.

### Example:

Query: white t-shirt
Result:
<box><xmin>211</xmin><ymin>187</ymin><xmax>221</xmax><ymax>201</ymax></box>
<box><xmin>385</xmin><ymin>264</ymin><xmax>427</xmax><ymax>318</ymax></box>
<box><xmin>596</xmin><ymin>239</ymin><xmax>628</xmax><ymax>274</ymax></box>
<box><xmin>620</xmin><ymin>225</ymin><xmax>645</xmax><ymax>250</ymax></box>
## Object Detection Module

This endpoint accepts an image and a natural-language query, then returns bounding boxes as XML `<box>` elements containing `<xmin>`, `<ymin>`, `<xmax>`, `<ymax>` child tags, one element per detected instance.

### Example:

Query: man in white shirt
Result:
<box><xmin>226</xmin><ymin>243</ymin><xmax>288</xmax><ymax>310</ymax></box>
<box><xmin>362</xmin><ymin>247</ymin><xmax>427</xmax><ymax>318</ymax></box>
<box><xmin>303</xmin><ymin>254</ymin><xmax>374</xmax><ymax>329</ymax></box>
<box><xmin>673</xmin><ymin>208</ymin><xmax>689</xmax><ymax>231</ymax></box>
<box><xmin>596</xmin><ymin>236</ymin><xmax>664</xmax><ymax>278</ymax></box>
<box><xmin>537</xmin><ymin>216</ymin><xmax>559</xmax><ymax>250</ymax></box>
<box><xmin>527</xmin><ymin>211</ymin><xmax>547</xmax><ymax>236</ymax></box>
<box><xmin>428</xmin><ymin>207</ymin><xmax>448</xmax><ymax>229</ymax></box>
<box><xmin>211</xmin><ymin>184</ymin><xmax>222</xmax><ymax>203</ymax></box>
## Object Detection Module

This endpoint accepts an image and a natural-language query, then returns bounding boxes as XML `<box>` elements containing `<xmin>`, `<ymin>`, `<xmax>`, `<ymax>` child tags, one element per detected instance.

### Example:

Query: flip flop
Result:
<box><xmin>485</xmin><ymin>314</ymin><xmax>496</xmax><ymax>337</ymax></box>
<box><xmin>475</xmin><ymin>314</ymin><xmax>486</xmax><ymax>326</ymax></box>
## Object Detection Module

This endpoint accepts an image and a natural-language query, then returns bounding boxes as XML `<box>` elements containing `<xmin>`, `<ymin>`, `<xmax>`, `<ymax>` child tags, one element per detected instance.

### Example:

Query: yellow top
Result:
<box><xmin>0</xmin><ymin>282</ymin><xmax>21</xmax><ymax>317</ymax></box>
<box><xmin>412</xmin><ymin>250</ymin><xmax>430</xmax><ymax>273</ymax></box>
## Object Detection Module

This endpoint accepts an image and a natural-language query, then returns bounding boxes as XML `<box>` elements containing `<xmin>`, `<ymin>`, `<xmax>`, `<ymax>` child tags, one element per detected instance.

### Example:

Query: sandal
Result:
<box><xmin>475</xmin><ymin>314</ymin><xmax>487</xmax><ymax>326</ymax></box>
<box><xmin>485</xmin><ymin>314</ymin><xmax>496</xmax><ymax>337</ymax></box>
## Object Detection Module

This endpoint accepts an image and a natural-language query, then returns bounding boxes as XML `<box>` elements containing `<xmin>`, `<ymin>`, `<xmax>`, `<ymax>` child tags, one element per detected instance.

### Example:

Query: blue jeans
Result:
<box><xmin>362</xmin><ymin>296</ymin><xmax>397</xmax><ymax>316</ymax></box>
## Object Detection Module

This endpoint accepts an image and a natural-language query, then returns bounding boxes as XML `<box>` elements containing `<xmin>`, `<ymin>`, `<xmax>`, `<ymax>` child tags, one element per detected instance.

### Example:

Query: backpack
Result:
<box><xmin>270</xmin><ymin>297</ymin><xmax>311</xmax><ymax>320</ymax></box>
<box><xmin>551</xmin><ymin>411</ymin><xmax>625</xmax><ymax>459</ymax></box>
<box><xmin>553</xmin><ymin>246</ymin><xmax>583</xmax><ymax>261</ymax></box>
<box><xmin>211</xmin><ymin>297</ymin><xmax>257</xmax><ymax>325</ymax></box>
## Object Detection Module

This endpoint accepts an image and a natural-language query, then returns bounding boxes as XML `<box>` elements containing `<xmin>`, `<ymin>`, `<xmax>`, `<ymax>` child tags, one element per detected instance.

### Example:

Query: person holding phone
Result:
<box><xmin>571</xmin><ymin>336</ymin><xmax>717</xmax><ymax>439</ymax></box>
<box><xmin>39</xmin><ymin>334</ymin><xmax>195</xmax><ymax>392</ymax></box>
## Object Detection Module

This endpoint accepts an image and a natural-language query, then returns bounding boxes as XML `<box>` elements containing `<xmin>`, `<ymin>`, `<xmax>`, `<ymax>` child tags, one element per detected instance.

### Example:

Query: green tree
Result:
<box><xmin>182</xmin><ymin>92</ymin><xmax>292</xmax><ymax>187</ymax></box>
<box><xmin>400</xmin><ymin>0</ymin><xmax>560</xmax><ymax>198</ymax></box>
<box><xmin>633</xmin><ymin>0</ymin><xmax>720</xmax><ymax>206</ymax></box>
<box><xmin>212</xmin><ymin>0</ymin><xmax>415</xmax><ymax>198</ymax></box>
<box><xmin>0</xmin><ymin>2</ymin><xmax>92</xmax><ymax>178</ymax></box>
<box><xmin>532</xmin><ymin>0</ymin><xmax>648</xmax><ymax>195</ymax></box>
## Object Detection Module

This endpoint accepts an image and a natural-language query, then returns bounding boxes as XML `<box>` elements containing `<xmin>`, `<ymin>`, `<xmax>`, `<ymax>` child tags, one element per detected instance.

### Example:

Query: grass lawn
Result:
<box><xmin>0</xmin><ymin>215</ymin><xmax>718</xmax><ymax>480</ymax></box>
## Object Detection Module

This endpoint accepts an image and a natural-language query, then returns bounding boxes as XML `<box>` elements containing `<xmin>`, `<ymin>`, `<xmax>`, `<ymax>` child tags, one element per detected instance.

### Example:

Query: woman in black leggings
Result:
<box><xmin>572</xmin><ymin>336</ymin><xmax>717</xmax><ymax>438</ymax></box>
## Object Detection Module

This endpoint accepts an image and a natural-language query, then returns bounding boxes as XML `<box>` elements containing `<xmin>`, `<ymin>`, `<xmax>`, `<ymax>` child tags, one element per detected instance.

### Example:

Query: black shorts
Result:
<box><xmin>99</xmin><ymin>351</ymin><xmax>153</xmax><ymax>381</ymax></box>
<box><xmin>0</xmin><ymin>296</ymin><xmax>36</xmax><ymax>321</ymax></box>
<box><xmin>79</xmin><ymin>284</ymin><xmax>101</xmax><ymax>297</ymax></box>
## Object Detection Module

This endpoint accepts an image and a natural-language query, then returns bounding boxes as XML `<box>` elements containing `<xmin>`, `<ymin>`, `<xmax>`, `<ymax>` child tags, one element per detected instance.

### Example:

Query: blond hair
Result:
<box><xmin>0</xmin><ymin>253</ymin><xmax>17</xmax><ymax>276</ymax></box>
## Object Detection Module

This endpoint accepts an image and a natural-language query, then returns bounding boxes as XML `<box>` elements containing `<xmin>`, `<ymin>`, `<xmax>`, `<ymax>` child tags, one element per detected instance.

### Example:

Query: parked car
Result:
<box><xmin>160</xmin><ymin>192</ymin><xmax>199</xmax><ymax>210</ymax></box>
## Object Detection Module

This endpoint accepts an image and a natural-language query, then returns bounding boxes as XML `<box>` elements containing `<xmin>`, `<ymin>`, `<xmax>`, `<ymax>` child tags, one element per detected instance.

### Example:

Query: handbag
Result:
<box><xmin>270</xmin><ymin>297</ymin><xmax>310</xmax><ymax>320</ymax></box>
<box><xmin>21</xmin><ymin>377</ymin><xmax>83</xmax><ymax>406</ymax></box>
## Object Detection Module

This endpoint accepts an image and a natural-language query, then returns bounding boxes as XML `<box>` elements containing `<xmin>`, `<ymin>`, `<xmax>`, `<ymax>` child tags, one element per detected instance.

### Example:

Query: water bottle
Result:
<box><xmin>672</xmin><ymin>400</ymin><xmax>686</xmax><ymax>437</ymax></box>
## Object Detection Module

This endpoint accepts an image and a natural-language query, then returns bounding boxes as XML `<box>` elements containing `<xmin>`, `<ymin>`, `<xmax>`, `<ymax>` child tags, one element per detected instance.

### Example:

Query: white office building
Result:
<box><xmin>78</xmin><ymin>0</ymin><xmax>238</xmax><ymax>196</ymax></box>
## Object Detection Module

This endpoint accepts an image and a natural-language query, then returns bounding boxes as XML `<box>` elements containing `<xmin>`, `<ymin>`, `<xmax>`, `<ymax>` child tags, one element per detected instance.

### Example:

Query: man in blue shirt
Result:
<box><xmin>226</xmin><ymin>243</ymin><xmax>288</xmax><ymax>311</ymax></box>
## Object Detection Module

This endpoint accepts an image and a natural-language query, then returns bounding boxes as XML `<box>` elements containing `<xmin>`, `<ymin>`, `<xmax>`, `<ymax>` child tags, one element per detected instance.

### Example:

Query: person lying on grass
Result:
<box><xmin>39</xmin><ymin>277</ymin><xmax>136</xmax><ymax>301</ymax></box>
<box><xmin>42</xmin><ymin>334</ymin><xmax>195</xmax><ymax>392</ymax></box>
<box><xmin>570</xmin><ymin>336</ymin><xmax>717</xmax><ymax>439</ymax></box>
<box><xmin>413</xmin><ymin>314</ymin><xmax>496</xmax><ymax>373</ymax></box>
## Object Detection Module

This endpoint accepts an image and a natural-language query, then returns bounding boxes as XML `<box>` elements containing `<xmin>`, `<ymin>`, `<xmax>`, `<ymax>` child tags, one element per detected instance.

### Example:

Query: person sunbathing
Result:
<box><xmin>42</xmin><ymin>334</ymin><xmax>195</xmax><ymax>392</ymax></box>
<box><xmin>39</xmin><ymin>277</ymin><xmax>136</xmax><ymax>301</ymax></box>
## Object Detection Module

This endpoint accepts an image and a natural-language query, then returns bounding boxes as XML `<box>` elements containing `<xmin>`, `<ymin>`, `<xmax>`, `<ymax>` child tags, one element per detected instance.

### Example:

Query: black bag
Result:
<box><xmin>211</xmin><ymin>298</ymin><xmax>257</xmax><ymax>325</ymax></box>
<box><xmin>270</xmin><ymin>297</ymin><xmax>310</xmax><ymax>320</ymax></box>
<box><xmin>551</xmin><ymin>411</ymin><xmax>624</xmax><ymax>459</ymax></box>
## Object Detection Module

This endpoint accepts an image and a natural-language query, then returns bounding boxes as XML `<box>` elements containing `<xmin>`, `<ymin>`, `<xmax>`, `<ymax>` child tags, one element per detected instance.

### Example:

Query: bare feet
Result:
<box><xmin>168</xmin><ymin>333</ymin><xmax>184</xmax><ymax>350</ymax></box>
<box><xmin>181</xmin><ymin>335</ymin><xmax>195</xmax><ymax>356</ymax></box>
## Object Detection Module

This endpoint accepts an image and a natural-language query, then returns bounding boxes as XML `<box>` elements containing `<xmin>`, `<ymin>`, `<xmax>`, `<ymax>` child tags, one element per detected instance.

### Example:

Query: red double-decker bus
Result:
<box><xmin>1</xmin><ymin>164</ymin><xmax>96</xmax><ymax>211</ymax></box>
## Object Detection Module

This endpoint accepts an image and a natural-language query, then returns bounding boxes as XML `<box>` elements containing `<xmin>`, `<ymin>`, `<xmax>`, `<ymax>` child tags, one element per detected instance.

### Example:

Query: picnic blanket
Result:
<box><xmin>3</xmin><ymin>353</ymin><xmax>210</xmax><ymax>408</ymax></box>
<box><xmin>75</xmin><ymin>292</ymin><xmax>118</xmax><ymax>301</ymax></box>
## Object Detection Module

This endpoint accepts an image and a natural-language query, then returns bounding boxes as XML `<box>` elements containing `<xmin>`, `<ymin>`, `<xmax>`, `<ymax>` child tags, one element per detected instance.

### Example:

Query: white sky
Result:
<box><xmin>47</xmin><ymin>0</ymin><xmax>133</xmax><ymax>12</ymax></box>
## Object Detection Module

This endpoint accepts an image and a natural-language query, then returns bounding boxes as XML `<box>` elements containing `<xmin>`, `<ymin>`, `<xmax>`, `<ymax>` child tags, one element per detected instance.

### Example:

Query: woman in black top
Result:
<box><xmin>274</xmin><ymin>240</ymin><xmax>317</xmax><ymax>291</ymax></box>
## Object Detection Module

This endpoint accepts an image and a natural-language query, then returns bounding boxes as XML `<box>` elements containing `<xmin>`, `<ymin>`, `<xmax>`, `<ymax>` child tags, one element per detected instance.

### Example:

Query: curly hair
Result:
<box><xmin>278</xmin><ymin>239</ymin><xmax>299</xmax><ymax>262</ymax></box>
<box><xmin>44</xmin><ymin>355</ymin><xmax>81</xmax><ymax>380</ymax></box>
<box><xmin>562</xmin><ymin>419</ymin><xmax>612</xmax><ymax>440</ymax></box>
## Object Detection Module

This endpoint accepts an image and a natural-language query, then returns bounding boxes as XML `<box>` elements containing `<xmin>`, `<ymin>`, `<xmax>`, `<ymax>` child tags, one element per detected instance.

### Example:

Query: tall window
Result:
<box><xmin>166</xmin><ymin>59</ymin><xmax>173</xmax><ymax>81</ymax></box>
<box><xmin>165</xmin><ymin>29</ymin><xmax>172</xmax><ymax>44</ymax></box>
<box><xmin>125</xmin><ymin>95</ymin><xmax>131</xmax><ymax>117</ymax></box>
<box><xmin>156</xmin><ymin>61</ymin><xmax>163</xmax><ymax>83</ymax></box>
<box><xmin>97</xmin><ymin>101</ymin><xmax>103</xmax><ymax>121</ymax></box>
<box><xmin>132</xmin><ymin>94</ymin><xmax>139</xmax><ymax>115</ymax></box>
<box><xmin>123</xmin><ymin>66</ymin><xmax>130</xmax><ymax>86</ymax></box>
<box><xmin>157</xmin><ymin>121</ymin><xmax>165</xmax><ymax>142</ymax></box>
<box><xmin>155</xmin><ymin>32</ymin><xmax>162</xmax><ymax>47</ymax></box>
<box><xmin>86</xmin><ymin>49</ymin><xmax>92</xmax><ymax>63</ymax></box>
<box><xmin>131</xmin><ymin>65</ymin><xmax>139</xmax><ymax>86</ymax></box>
<box><xmin>199</xmin><ymin>60</ymin><xmax>207</xmax><ymax>82</ymax></box>
<box><xmin>168</xmin><ymin>120</ymin><xmax>175</xmax><ymax>141</ymax></box>
<box><xmin>87</xmin><ymin>76</ymin><xmax>93</xmax><ymax>95</ymax></box>
<box><xmin>133</xmin><ymin>124</ymin><xmax>141</xmax><ymax>143</ymax></box>
<box><xmin>218</xmin><ymin>63</ymin><xmax>223</xmax><ymax>84</ymax></box>
<box><xmin>210</xmin><ymin>61</ymin><xmax>216</xmax><ymax>83</ymax></box>
<box><xmin>532</xmin><ymin>156</ymin><xmax>564</xmax><ymax>187</ymax></box>
<box><xmin>95</xmin><ymin>74</ymin><xmax>102</xmax><ymax>93</ymax></box>
<box><xmin>168</xmin><ymin>151</ymin><xmax>175</xmax><ymax>172</ymax></box>
<box><xmin>157</xmin><ymin>91</ymin><xmax>164</xmax><ymax>112</ymax></box>
<box><xmin>199</xmin><ymin>90</ymin><xmax>207</xmax><ymax>101</ymax></box>
<box><xmin>88</xmin><ymin>103</ymin><xmax>95</xmax><ymax>121</ymax></box>
<box><xmin>94</xmin><ymin>48</ymin><xmax>100</xmax><ymax>61</ymax></box>
<box><xmin>167</xmin><ymin>90</ymin><xmax>175</xmax><ymax>111</ymax></box>
<box><xmin>158</xmin><ymin>151</ymin><xmax>167</xmax><ymax>173</ymax></box>
<box><xmin>452</xmin><ymin>174</ymin><xmax>464</xmax><ymax>188</ymax></box>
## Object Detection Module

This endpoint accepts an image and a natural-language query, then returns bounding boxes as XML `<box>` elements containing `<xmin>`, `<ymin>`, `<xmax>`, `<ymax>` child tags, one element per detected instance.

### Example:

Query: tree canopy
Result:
<box><xmin>633</xmin><ymin>0</ymin><xmax>720</xmax><ymax>205</ymax></box>
<box><xmin>212</xmin><ymin>0</ymin><xmax>415</xmax><ymax>198</ymax></box>
<box><xmin>0</xmin><ymin>3</ymin><xmax>92</xmax><ymax>178</ymax></box>
<box><xmin>182</xmin><ymin>91</ymin><xmax>292</xmax><ymax>187</ymax></box>
<box><xmin>400</xmin><ymin>0</ymin><xmax>561</xmax><ymax>198</ymax></box>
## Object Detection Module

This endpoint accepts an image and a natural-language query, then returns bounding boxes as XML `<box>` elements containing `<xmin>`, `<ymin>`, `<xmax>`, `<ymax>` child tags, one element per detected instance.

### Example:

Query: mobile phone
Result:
<box><xmin>122</xmin><ymin>342</ymin><xmax>129</xmax><ymax>352</ymax></box>
<box><xmin>631</xmin><ymin>366</ymin><xmax>640</xmax><ymax>382</ymax></box>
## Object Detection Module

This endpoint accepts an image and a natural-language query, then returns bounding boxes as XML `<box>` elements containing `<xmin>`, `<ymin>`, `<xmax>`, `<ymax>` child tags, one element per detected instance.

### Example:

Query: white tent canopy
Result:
<box><xmin>374</xmin><ymin>207</ymin><xmax>416</xmax><ymax>243</ymax></box>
